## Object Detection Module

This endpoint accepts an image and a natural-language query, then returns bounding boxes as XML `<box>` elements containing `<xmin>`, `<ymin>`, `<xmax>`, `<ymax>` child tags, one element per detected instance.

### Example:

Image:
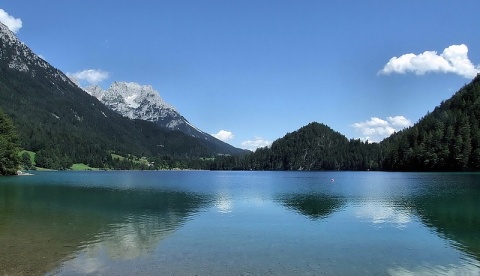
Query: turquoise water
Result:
<box><xmin>1</xmin><ymin>171</ymin><xmax>479</xmax><ymax>275</ymax></box>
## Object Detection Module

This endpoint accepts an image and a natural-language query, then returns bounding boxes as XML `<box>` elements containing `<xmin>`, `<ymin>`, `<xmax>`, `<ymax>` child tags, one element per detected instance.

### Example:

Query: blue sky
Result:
<box><xmin>1</xmin><ymin>1</ymin><xmax>479</xmax><ymax>150</ymax></box>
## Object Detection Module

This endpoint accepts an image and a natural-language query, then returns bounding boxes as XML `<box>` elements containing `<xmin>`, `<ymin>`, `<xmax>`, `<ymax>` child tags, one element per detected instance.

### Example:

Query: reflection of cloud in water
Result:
<box><xmin>60</xmin><ymin>253</ymin><xmax>105</xmax><ymax>275</ymax></box>
<box><xmin>215</xmin><ymin>196</ymin><xmax>233</xmax><ymax>213</ymax></box>
<box><xmin>99</xmin><ymin>214</ymin><xmax>181</xmax><ymax>259</ymax></box>
<box><xmin>355</xmin><ymin>203</ymin><xmax>412</xmax><ymax>228</ymax></box>
<box><xmin>388</xmin><ymin>262</ymin><xmax>480</xmax><ymax>276</ymax></box>
<box><xmin>54</xmin><ymin>214</ymin><xmax>182</xmax><ymax>274</ymax></box>
<box><xmin>214</xmin><ymin>194</ymin><xmax>267</xmax><ymax>214</ymax></box>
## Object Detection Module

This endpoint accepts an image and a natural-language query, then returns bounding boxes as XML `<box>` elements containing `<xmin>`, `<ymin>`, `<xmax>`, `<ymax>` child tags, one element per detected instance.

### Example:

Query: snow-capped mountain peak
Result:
<box><xmin>83</xmin><ymin>81</ymin><xmax>213</xmax><ymax>140</ymax></box>
<box><xmin>110</xmin><ymin>81</ymin><xmax>175</xmax><ymax>110</ymax></box>
<box><xmin>85</xmin><ymin>82</ymin><xmax>177</xmax><ymax>122</ymax></box>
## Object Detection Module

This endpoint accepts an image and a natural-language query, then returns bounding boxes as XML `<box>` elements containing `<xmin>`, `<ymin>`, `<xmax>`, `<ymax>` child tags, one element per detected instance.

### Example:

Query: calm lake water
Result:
<box><xmin>1</xmin><ymin>171</ymin><xmax>479</xmax><ymax>275</ymax></box>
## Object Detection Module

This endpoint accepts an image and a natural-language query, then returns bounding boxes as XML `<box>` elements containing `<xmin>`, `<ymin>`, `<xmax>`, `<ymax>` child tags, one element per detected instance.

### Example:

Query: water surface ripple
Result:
<box><xmin>0</xmin><ymin>171</ymin><xmax>479</xmax><ymax>275</ymax></box>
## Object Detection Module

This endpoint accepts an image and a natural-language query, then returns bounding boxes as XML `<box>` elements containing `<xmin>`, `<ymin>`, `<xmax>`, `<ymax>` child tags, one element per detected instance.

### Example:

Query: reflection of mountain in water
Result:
<box><xmin>393</xmin><ymin>174</ymin><xmax>480</xmax><ymax>262</ymax></box>
<box><xmin>409</xmin><ymin>189</ymin><xmax>480</xmax><ymax>261</ymax></box>
<box><xmin>0</xmin><ymin>181</ymin><xmax>208</xmax><ymax>275</ymax></box>
<box><xmin>278</xmin><ymin>193</ymin><xmax>345</xmax><ymax>220</ymax></box>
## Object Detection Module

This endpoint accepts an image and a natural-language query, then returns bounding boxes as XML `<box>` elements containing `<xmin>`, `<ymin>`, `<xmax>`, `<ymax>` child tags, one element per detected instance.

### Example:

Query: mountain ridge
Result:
<box><xmin>0</xmin><ymin>22</ymin><xmax>245</xmax><ymax>170</ymax></box>
<box><xmin>210</xmin><ymin>76</ymin><xmax>480</xmax><ymax>171</ymax></box>
<box><xmin>83</xmin><ymin>81</ymin><xmax>246</xmax><ymax>155</ymax></box>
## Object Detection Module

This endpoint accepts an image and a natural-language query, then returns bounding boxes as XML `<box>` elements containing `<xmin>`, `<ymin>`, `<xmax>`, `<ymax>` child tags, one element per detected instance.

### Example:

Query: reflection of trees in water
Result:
<box><xmin>277</xmin><ymin>180</ymin><xmax>480</xmax><ymax>263</ymax></box>
<box><xmin>407</xmin><ymin>188</ymin><xmax>480</xmax><ymax>262</ymax></box>
<box><xmin>278</xmin><ymin>193</ymin><xmax>345</xmax><ymax>220</ymax></box>
<box><xmin>0</xmin><ymin>182</ymin><xmax>208</xmax><ymax>274</ymax></box>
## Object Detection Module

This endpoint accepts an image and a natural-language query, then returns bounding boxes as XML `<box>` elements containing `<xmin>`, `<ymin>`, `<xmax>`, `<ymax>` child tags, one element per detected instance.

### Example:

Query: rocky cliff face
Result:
<box><xmin>0</xmin><ymin>22</ymin><xmax>74</xmax><ymax>86</ymax></box>
<box><xmin>84</xmin><ymin>82</ymin><xmax>208</xmax><ymax>137</ymax></box>
<box><xmin>84</xmin><ymin>82</ymin><xmax>247</xmax><ymax>155</ymax></box>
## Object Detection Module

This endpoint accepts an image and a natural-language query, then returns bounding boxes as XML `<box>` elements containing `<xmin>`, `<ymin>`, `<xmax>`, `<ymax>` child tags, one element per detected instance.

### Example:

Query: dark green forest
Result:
<box><xmin>382</xmin><ymin>75</ymin><xmax>480</xmax><ymax>171</ymax></box>
<box><xmin>209</xmin><ymin>123</ymin><xmax>382</xmax><ymax>171</ymax></box>
<box><xmin>210</xmin><ymin>75</ymin><xmax>480</xmax><ymax>172</ymax></box>
<box><xmin>0</xmin><ymin>107</ymin><xmax>20</xmax><ymax>175</ymax></box>
<box><xmin>0</xmin><ymin>52</ymin><xmax>240</xmax><ymax>170</ymax></box>
<box><xmin>0</xmin><ymin>65</ymin><xmax>215</xmax><ymax>170</ymax></box>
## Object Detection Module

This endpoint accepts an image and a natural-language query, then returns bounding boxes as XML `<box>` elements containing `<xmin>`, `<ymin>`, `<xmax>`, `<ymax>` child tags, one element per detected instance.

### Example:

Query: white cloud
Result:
<box><xmin>0</xmin><ymin>9</ymin><xmax>22</xmax><ymax>33</ymax></box>
<box><xmin>212</xmin><ymin>130</ymin><xmax>234</xmax><ymax>142</ymax></box>
<box><xmin>67</xmin><ymin>69</ymin><xmax>109</xmax><ymax>86</ymax></box>
<box><xmin>387</xmin><ymin>115</ymin><xmax>412</xmax><ymax>128</ymax></box>
<box><xmin>351</xmin><ymin>116</ymin><xmax>412</xmax><ymax>142</ymax></box>
<box><xmin>379</xmin><ymin>44</ymin><xmax>480</xmax><ymax>79</ymax></box>
<box><xmin>241</xmin><ymin>137</ymin><xmax>272</xmax><ymax>151</ymax></box>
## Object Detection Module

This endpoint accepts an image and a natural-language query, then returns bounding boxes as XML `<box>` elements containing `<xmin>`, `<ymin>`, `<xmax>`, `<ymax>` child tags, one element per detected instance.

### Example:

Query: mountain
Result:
<box><xmin>210</xmin><ymin>122</ymin><xmax>382</xmax><ymax>171</ymax></box>
<box><xmin>84</xmin><ymin>83</ymin><xmax>183</xmax><ymax>130</ymax></box>
<box><xmin>84</xmin><ymin>82</ymin><xmax>245</xmax><ymax>155</ymax></box>
<box><xmin>0</xmin><ymin>22</ymin><xmax>243</xmax><ymax>170</ymax></box>
<box><xmin>221</xmin><ymin>76</ymin><xmax>480</xmax><ymax>172</ymax></box>
<box><xmin>241</xmin><ymin>74</ymin><xmax>480</xmax><ymax>172</ymax></box>
<box><xmin>382</xmin><ymin>75</ymin><xmax>480</xmax><ymax>171</ymax></box>
<box><xmin>260</xmin><ymin>122</ymin><xmax>382</xmax><ymax>170</ymax></box>
<box><xmin>212</xmin><ymin>75</ymin><xmax>480</xmax><ymax>172</ymax></box>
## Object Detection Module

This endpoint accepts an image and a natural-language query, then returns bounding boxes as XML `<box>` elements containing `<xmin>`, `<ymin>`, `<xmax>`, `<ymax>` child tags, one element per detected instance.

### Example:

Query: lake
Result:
<box><xmin>0</xmin><ymin>171</ymin><xmax>479</xmax><ymax>275</ymax></box>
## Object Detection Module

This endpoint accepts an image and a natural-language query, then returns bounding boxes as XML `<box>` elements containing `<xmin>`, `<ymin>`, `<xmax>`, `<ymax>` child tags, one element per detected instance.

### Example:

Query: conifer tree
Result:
<box><xmin>0</xmin><ymin>107</ymin><xmax>20</xmax><ymax>175</ymax></box>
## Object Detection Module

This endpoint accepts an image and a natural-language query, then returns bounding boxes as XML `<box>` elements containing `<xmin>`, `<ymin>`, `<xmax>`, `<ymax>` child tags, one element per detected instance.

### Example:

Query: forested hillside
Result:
<box><xmin>253</xmin><ymin>123</ymin><xmax>382</xmax><ymax>170</ymax></box>
<box><xmin>0</xmin><ymin>65</ymin><xmax>219</xmax><ymax>169</ymax></box>
<box><xmin>0</xmin><ymin>22</ymin><xmax>245</xmax><ymax>170</ymax></box>
<box><xmin>211</xmin><ymin>76</ymin><xmax>480</xmax><ymax>172</ymax></box>
<box><xmin>382</xmin><ymin>75</ymin><xmax>480</xmax><ymax>171</ymax></box>
<box><xmin>210</xmin><ymin>123</ymin><xmax>382</xmax><ymax>171</ymax></box>
<box><xmin>0</xmin><ymin>107</ymin><xmax>19</xmax><ymax>175</ymax></box>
